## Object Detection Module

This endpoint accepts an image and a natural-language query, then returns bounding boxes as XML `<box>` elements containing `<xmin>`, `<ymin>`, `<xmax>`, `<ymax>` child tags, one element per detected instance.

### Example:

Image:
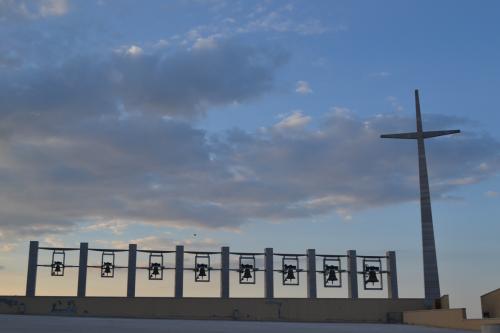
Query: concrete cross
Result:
<box><xmin>381</xmin><ymin>89</ymin><xmax>460</xmax><ymax>306</ymax></box>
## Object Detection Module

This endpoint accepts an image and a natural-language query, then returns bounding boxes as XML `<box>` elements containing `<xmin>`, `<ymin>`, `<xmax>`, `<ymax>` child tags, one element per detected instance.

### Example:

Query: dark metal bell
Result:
<box><xmin>103</xmin><ymin>262</ymin><xmax>112</xmax><ymax>274</ymax></box>
<box><xmin>54</xmin><ymin>261</ymin><xmax>62</xmax><ymax>272</ymax></box>
<box><xmin>327</xmin><ymin>269</ymin><xmax>337</xmax><ymax>282</ymax></box>
<box><xmin>366</xmin><ymin>270</ymin><xmax>379</xmax><ymax>285</ymax></box>
<box><xmin>285</xmin><ymin>265</ymin><xmax>296</xmax><ymax>281</ymax></box>
<box><xmin>242</xmin><ymin>266</ymin><xmax>252</xmax><ymax>280</ymax></box>
<box><xmin>151</xmin><ymin>263</ymin><xmax>160</xmax><ymax>276</ymax></box>
<box><xmin>198</xmin><ymin>264</ymin><xmax>207</xmax><ymax>278</ymax></box>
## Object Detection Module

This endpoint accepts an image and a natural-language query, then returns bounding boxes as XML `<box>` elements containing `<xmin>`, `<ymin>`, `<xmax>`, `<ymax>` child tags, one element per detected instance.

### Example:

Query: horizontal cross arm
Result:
<box><xmin>380</xmin><ymin>132</ymin><xmax>418</xmax><ymax>139</ymax></box>
<box><xmin>381</xmin><ymin>129</ymin><xmax>460</xmax><ymax>140</ymax></box>
<box><xmin>422</xmin><ymin>129</ymin><xmax>460</xmax><ymax>138</ymax></box>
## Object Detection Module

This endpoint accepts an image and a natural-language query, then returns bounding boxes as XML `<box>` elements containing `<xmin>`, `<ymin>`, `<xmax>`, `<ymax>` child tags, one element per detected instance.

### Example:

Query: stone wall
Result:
<box><xmin>0</xmin><ymin>296</ymin><xmax>425</xmax><ymax>323</ymax></box>
<box><xmin>482</xmin><ymin>288</ymin><xmax>500</xmax><ymax>318</ymax></box>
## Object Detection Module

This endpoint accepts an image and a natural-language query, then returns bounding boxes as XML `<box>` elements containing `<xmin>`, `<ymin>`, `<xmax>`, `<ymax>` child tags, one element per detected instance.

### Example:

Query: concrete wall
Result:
<box><xmin>403</xmin><ymin>309</ymin><xmax>500</xmax><ymax>331</ymax></box>
<box><xmin>482</xmin><ymin>288</ymin><xmax>500</xmax><ymax>318</ymax></box>
<box><xmin>434</xmin><ymin>294</ymin><xmax>449</xmax><ymax>309</ymax></box>
<box><xmin>0</xmin><ymin>296</ymin><xmax>426</xmax><ymax>323</ymax></box>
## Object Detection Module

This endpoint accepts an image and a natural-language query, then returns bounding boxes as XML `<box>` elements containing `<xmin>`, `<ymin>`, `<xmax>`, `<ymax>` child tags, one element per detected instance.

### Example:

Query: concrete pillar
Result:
<box><xmin>347</xmin><ymin>250</ymin><xmax>358</xmax><ymax>299</ymax></box>
<box><xmin>77</xmin><ymin>242</ymin><xmax>88</xmax><ymax>297</ymax></box>
<box><xmin>264</xmin><ymin>248</ymin><xmax>274</xmax><ymax>299</ymax></box>
<box><xmin>175</xmin><ymin>245</ymin><xmax>184</xmax><ymax>298</ymax></box>
<box><xmin>220</xmin><ymin>246</ymin><xmax>230</xmax><ymax>298</ymax></box>
<box><xmin>26</xmin><ymin>241</ymin><xmax>39</xmax><ymax>297</ymax></box>
<box><xmin>386</xmin><ymin>251</ymin><xmax>399</xmax><ymax>299</ymax></box>
<box><xmin>127</xmin><ymin>244</ymin><xmax>137</xmax><ymax>298</ymax></box>
<box><xmin>307</xmin><ymin>249</ymin><xmax>317</xmax><ymax>299</ymax></box>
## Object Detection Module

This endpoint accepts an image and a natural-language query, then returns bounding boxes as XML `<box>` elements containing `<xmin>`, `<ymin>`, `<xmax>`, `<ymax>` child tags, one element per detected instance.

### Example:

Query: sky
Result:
<box><xmin>0</xmin><ymin>0</ymin><xmax>499</xmax><ymax>318</ymax></box>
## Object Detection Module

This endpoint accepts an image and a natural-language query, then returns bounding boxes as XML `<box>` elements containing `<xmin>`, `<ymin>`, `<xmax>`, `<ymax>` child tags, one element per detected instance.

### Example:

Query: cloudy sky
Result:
<box><xmin>1</xmin><ymin>0</ymin><xmax>499</xmax><ymax>317</ymax></box>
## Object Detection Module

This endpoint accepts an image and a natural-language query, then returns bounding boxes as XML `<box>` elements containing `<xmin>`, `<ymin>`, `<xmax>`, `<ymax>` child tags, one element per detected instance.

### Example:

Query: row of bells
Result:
<box><xmin>145</xmin><ymin>265</ymin><xmax>380</xmax><ymax>284</ymax></box>
<box><xmin>53</xmin><ymin>261</ymin><xmax>379</xmax><ymax>285</ymax></box>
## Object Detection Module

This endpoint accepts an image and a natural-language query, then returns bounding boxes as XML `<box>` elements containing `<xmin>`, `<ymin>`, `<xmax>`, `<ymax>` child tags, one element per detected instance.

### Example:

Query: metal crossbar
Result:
<box><xmin>38</xmin><ymin>247</ymin><xmax>79</xmax><ymax>251</ymax></box>
<box><xmin>274</xmin><ymin>253</ymin><xmax>307</xmax><ymax>257</ymax></box>
<box><xmin>88</xmin><ymin>248</ymin><xmax>129</xmax><ymax>252</ymax></box>
<box><xmin>184</xmin><ymin>250</ymin><xmax>220</xmax><ymax>255</ymax></box>
<box><xmin>356</xmin><ymin>255</ymin><xmax>388</xmax><ymax>259</ymax></box>
<box><xmin>137</xmin><ymin>250</ymin><xmax>175</xmax><ymax>254</ymax></box>
<box><xmin>230</xmin><ymin>252</ymin><xmax>265</xmax><ymax>256</ymax></box>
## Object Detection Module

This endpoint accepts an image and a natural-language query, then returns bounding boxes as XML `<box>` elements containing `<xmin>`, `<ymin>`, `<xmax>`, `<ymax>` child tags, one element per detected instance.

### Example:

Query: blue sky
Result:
<box><xmin>0</xmin><ymin>0</ymin><xmax>499</xmax><ymax>317</ymax></box>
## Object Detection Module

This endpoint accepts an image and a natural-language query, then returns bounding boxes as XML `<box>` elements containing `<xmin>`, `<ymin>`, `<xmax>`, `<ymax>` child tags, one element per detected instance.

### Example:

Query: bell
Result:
<box><xmin>365</xmin><ymin>267</ymin><xmax>379</xmax><ymax>285</ymax></box>
<box><xmin>197</xmin><ymin>264</ymin><xmax>207</xmax><ymax>278</ymax></box>
<box><xmin>103</xmin><ymin>262</ymin><xmax>112</xmax><ymax>274</ymax></box>
<box><xmin>284</xmin><ymin>265</ymin><xmax>296</xmax><ymax>281</ymax></box>
<box><xmin>53</xmin><ymin>261</ymin><xmax>62</xmax><ymax>273</ymax></box>
<box><xmin>326</xmin><ymin>266</ymin><xmax>338</xmax><ymax>283</ymax></box>
<box><xmin>151</xmin><ymin>263</ymin><xmax>160</xmax><ymax>277</ymax></box>
<box><xmin>241</xmin><ymin>264</ymin><xmax>253</xmax><ymax>281</ymax></box>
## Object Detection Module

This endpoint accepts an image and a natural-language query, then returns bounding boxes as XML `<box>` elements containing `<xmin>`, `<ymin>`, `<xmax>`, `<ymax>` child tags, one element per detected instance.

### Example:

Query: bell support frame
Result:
<box><xmin>25</xmin><ymin>241</ymin><xmax>398</xmax><ymax>300</ymax></box>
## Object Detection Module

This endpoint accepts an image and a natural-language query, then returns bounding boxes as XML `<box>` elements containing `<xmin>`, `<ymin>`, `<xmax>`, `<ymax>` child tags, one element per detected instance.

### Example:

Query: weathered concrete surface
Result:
<box><xmin>0</xmin><ymin>296</ymin><xmax>426</xmax><ymax>323</ymax></box>
<box><xmin>0</xmin><ymin>314</ymin><xmax>473</xmax><ymax>333</ymax></box>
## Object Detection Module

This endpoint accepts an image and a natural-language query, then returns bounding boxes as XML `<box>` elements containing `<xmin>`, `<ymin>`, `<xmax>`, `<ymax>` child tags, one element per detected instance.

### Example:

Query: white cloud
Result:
<box><xmin>446</xmin><ymin>177</ymin><xmax>477</xmax><ymax>186</ymax></box>
<box><xmin>329</xmin><ymin>106</ymin><xmax>353</xmax><ymax>119</ymax></box>
<box><xmin>274</xmin><ymin>110</ymin><xmax>311</xmax><ymax>130</ymax></box>
<box><xmin>0</xmin><ymin>110</ymin><xmax>497</xmax><ymax>238</ymax></box>
<box><xmin>126</xmin><ymin>45</ymin><xmax>143</xmax><ymax>57</ymax></box>
<box><xmin>485</xmin><ymin>191</ymin><xmax>499</xmax><ymax>198</ymax></box>
<box><xmin>42</xmin><ymin>236</ymin><xmax>65</xmax><ymax>248</ymax></box>
<box><xmin>295</xmin><ymin>80</ymin><xmax>312</xmax><ymax>95</ymax></box>
<box><xmin>192</xmin><ymin>36</ymin><xmax>218</xmax><ymax>50</ymax></box>
<box><xmin>242</xmin><ymin>5</ymin><xmax>329</xmax><ymax>36</ymax></box>
<box><xmin>0</xmin><ymin>0</ymin><xmax>69</xmax><ymax>20</ymax></box>
<box><xmin>109</xmin><ymin>235</ymin><xmax>221</xmax><ymax>251</ymax></box>
<box><xmin>387</xmin><ymin>96</ymin><xmax>404</xmax><ymax>112</ymax></box>
<box><xmin>1</xmin><ymin>40</ymin><xmax>286</xmax><ymax>119</ymax></box>
<box><xmin>336</xmin><ymin>208</ymin><xmax>353</xmax><ymax>221</ymax></box>
<box><xmin>479</xmin><ymin>162</ymin><xmax>490</xmax><ymax>172</ymax></box>
<box><xmin>40</xmin><ymin>0</ymin><xmax>69</xmax><ymax>17</ymax></box>
<box><xmin>0</xmin><ymin>243</ymin><xmax>16</xmax><ymax>253</ymax></box>
<box><xmin>0</xmin><ymin>28</ymin><xmax>498</xmax><ymax>240</ymax></box>
<box><xmin>81</xmin><ymin>219</ymin><xmax>130</xmax><ymax>235</ymax></box>
<box><xmin>153</xmin><ymin>39</ymin><xmax>169</xmax><ymax>49</ymax></box>
<box><xmin>295</xmin><ymin>19</ymin><xmax>329</xmax><ymax>35</ymax></box>
<box><xmin>369</xmin><ymin>71</ymin><xmax>391</xmax><ymax>78</ymax></box>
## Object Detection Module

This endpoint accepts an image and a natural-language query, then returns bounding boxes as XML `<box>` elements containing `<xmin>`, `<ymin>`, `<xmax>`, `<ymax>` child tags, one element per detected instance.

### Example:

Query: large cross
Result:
<box><xmin>381</xmin><ymin>90</ymin><xmax>460</xmax><ymax>306</ymax></box>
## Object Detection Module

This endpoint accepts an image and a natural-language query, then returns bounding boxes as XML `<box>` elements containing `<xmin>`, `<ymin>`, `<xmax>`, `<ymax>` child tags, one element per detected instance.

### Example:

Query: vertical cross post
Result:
<box><xmin>127</xmin><ymin>244</ymin><xmax>137</xmax><ymax>298</ymax></box>
<box><xmin>347</xmin><ymin>250</ymin><xmax>358</xmax><ymax>299</ymax></box>
<box><xmin>220</xmin><ymin>246</ymin><xmax>230</xmax><ymax>299</ymax></box>
<box><xmin>175</xmin><ymin>245</ymin><xmax>184</xmax><ymax>298</ymax></box>
<box><xmin>307</xmin><ymin>249</ymin><xmax>317</xmax><ymax>299</ymax></box>
<box><xmin>77</xmin><ymin>242</ymin><xmax>88</xmax><ymax>297</ymax></box>
<box><xmin>26</xmin><ymin>241</ymin><xmax>39</xmax><ymax>297</ymax></box>
<box><xmin>265</xmin><ymin>248</ymin><xmax>274</xmax><ymax>299</ymax></box>
<box><xmin>386</xmin><ymin>251</ymin><xmax>399</xmax><ymax>299</ymax></box>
